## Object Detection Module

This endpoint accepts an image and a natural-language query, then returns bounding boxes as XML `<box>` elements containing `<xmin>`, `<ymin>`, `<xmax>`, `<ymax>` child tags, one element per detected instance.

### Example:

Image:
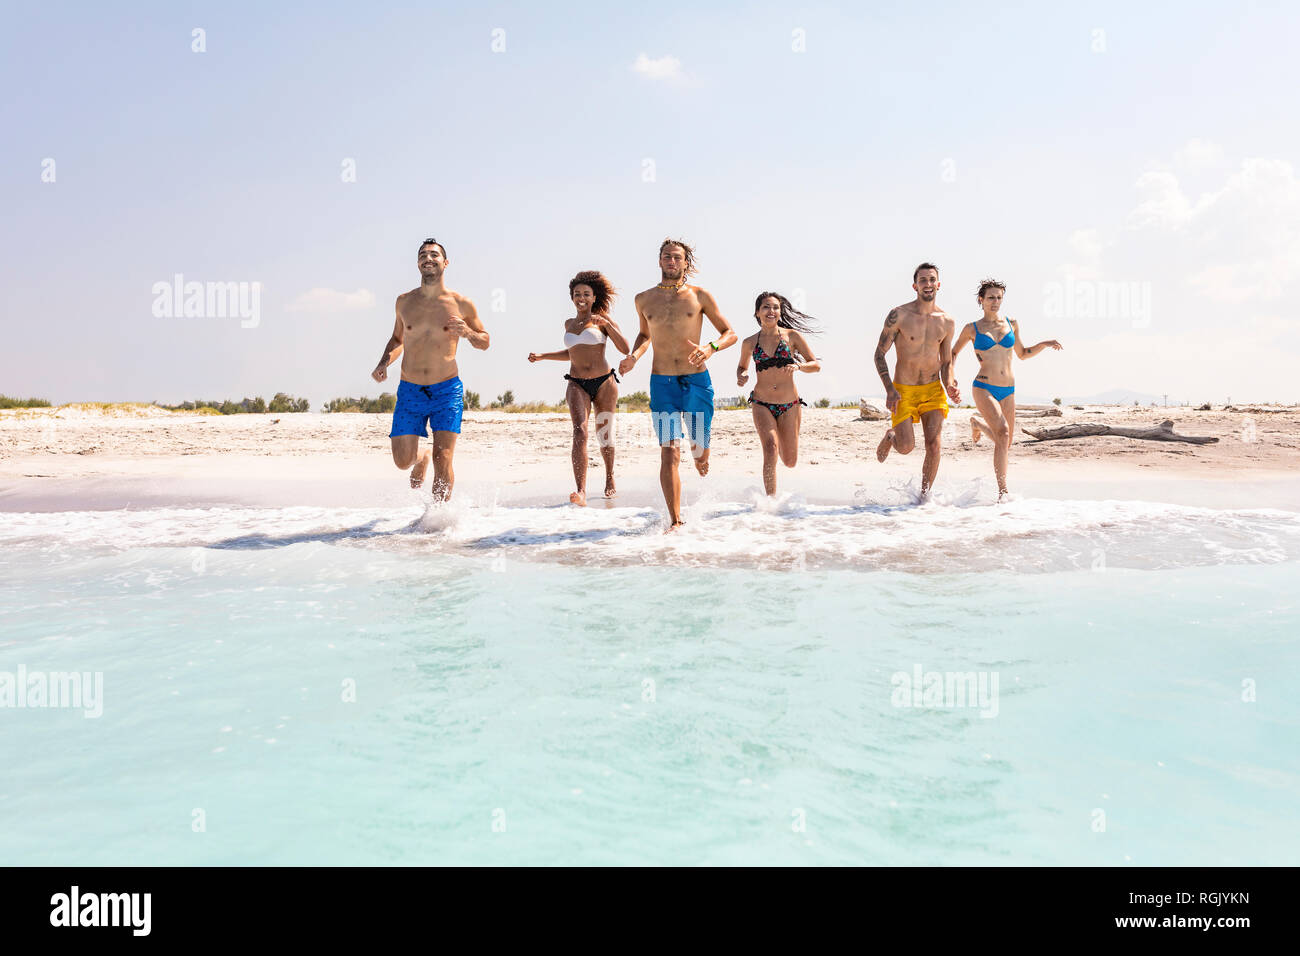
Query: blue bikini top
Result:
<box><xmin>973</xmin><ymin>319</ymin><xmax>1015</xmax><ymax>351</ymax></box>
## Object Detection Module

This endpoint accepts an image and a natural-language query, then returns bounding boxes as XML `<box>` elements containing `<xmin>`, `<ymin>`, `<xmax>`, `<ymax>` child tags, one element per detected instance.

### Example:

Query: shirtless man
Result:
<box><xmin>873</xmin><ymin>262</ymin><xmax>961</xmax><ymax>497</ymax></box>
<box><xmin>371</xmin><ymin>238</ymin><xmax>489</xmax><ymax>500</ymax></box>
<box><xmin>618</xmin><ymin>238</ymin><xmax>737</xmax><ymax>530</ymax></box>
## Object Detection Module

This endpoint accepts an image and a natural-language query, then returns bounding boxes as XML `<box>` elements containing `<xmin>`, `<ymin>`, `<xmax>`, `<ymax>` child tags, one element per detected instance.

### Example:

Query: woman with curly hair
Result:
<box><xmin>735</xmin><ymin>292</ymin><xmax>822</xmax><ymax>496</ymax></box>
<box><xmin>528</xmin><ymin>270</ymin><xmax>630</xmax><ymax>505</ymax></box>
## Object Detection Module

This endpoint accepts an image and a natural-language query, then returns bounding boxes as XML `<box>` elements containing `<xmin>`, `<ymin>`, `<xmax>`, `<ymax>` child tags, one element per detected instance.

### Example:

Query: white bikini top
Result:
<box><xmin>563</xmin><ymin>324</ymin><xmax>607</xmax><ymax>348</ymax></box>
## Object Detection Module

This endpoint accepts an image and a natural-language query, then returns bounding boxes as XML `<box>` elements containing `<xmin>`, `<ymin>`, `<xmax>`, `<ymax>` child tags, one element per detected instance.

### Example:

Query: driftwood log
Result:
<box><xmin>1015</xmin><ymin>407</ymin><xmax>1062</xmax><ymax>418</ymax></box>
<box><xmin>1022</xmin><ymin>419</ymin><xmax>1218</xmax><ymax>445</ymax></box>
<box><xmin>858</xmin><ymin>400</ymin><xmax>888</xmax><ymax>421</ymax></box>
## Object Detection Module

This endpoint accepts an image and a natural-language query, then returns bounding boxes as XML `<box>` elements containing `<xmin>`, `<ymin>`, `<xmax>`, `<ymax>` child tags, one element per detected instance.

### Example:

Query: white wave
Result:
<box><xmin>2</xmin><ymin>491</ymin><xmax>1299</xmax><ymax>574</ymax></box>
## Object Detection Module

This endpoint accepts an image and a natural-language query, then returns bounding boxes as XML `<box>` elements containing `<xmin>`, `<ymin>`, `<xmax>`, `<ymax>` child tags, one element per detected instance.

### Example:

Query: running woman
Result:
<box><xmin>735</xmin><ymin>292</ymin><xmax>822</xmax><ymax>496</ymax></box>
<box><xmin>952</xmin><ymin>278</ymin><xmax>1063</xmax><ymax>500</ymax></box>
<box><xmin>528</xmin><ymin>270</ymin><xmax>630</xmax><ymax>506</ymax></box>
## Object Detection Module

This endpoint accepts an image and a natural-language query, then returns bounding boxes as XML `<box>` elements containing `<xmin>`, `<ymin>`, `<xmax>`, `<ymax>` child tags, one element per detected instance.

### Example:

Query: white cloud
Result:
<box><xmin>1070</xmin><ymin>144</ymin><xmax>1300</xmax><ymax>304</ymax></box>
<box><xmin>285</xmin><ymin>288</ymin><xmax>376</xmax><ymax>313</ymax></box>
<box><xmin>1126</xmin><ymin>169</ymin><xmax>1197</xmax><ymax>231</ymax></box>
<box><xmin>631</xmin><ymin>53</ymin><xmax>684</xmax><ymax>82</ymax></box>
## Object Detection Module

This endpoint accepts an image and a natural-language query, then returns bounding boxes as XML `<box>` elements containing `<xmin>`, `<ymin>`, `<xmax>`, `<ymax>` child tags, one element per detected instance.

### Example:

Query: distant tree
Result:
<box><xmin>322</xmin><ymin>394</ymin><xmax>395</xmax><ymax>413</ymax></box>
<box><xmin>1052</xmin><ymin>397</ymin><xmax>1062</xmax><ymax>406</ymax></box>
<box><xmin>497</xmin><ymin>389</ymin><xmax>515</xmax><ymax>407</ymax></box>
<box><xmin>268</xmin><ymin>392</ymin><xmax>311</xmax><ymax>413</ymax></box>
<box><xmin>618</xmin><ymin>390</ymin><xmax>650</xmax><ymax>408</ymax></box>
<box><xmin>465</xmin><ymin>390</ymin><xmax>481</xmax><ymax>410</ymax></box>
<box><xmin>815</xmin><ymin>398</ymin><xmax>831</xmax><ymax>408</ymax></box>
<box><xmin>242</xmin><ymin>396</ymin><xmax>267</xmax><ymax>414</ymax></box>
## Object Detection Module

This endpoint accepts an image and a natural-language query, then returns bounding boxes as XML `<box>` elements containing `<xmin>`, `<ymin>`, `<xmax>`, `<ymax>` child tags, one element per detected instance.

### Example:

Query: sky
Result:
<box><xmin>2</xmin><ymin>0</ymin><xmax>1298</xmax><ymax>407</ymax></box>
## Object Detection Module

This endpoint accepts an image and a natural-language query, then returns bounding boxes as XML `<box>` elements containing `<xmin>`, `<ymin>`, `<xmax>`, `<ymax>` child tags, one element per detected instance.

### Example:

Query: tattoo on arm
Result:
<box><xmin>873</xmin><ymin>310</ymin><xmax>900</xmax><ymax>388</ymax></box>
<box><xmin>875</xmin><ymin>350</ymin><xmax>892</xmax><ymax>389</ymax></box>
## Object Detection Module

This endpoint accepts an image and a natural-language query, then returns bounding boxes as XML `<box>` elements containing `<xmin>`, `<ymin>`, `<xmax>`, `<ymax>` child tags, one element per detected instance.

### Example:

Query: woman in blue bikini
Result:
<box><xmin>952</xmin><ymin>279</ymin><xmax>1063</xmax><ymax>500</ymax></box>
<box><xmin>735</xmin><ymin>292</ymin><xmax>821</xmax><ymax>496</ymax></box>
<box><xmin>528</xmin><ymin>270</ymin><xmax>630</xmax><ymax>506</ymax></box>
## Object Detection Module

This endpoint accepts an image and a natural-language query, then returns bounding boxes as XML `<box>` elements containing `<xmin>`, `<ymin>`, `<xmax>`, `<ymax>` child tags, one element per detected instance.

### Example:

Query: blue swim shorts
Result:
<box><xmin>649</xmin><ymin>369</ymin><xmax>714</xmax><ymax>448</ymax></box>
<box><xmin>390</xmin><ymin>376</ymin><xmax>464</xmax><ymax>437</ymax></box>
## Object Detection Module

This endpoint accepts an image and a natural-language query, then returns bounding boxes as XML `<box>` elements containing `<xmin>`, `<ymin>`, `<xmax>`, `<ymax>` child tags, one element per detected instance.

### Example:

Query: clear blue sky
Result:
<box><xmin>3</xmin><ymin>0</ymin><xmax>1297</xmax><ymax>405</ymax></box>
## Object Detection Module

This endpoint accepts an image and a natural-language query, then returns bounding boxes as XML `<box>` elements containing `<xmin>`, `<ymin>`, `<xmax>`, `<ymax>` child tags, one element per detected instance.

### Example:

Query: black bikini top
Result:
<box><xmin>754</xmin><ymin>337</ymin><xmax>796</xmax><ymax>371</ymax></box>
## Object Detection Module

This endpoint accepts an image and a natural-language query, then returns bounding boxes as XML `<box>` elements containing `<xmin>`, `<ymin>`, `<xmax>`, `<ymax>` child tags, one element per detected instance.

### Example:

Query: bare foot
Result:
<box><xmin>997</xmin><ymin>488</ymin><xmax>1009</xmax><ymax>503</ymax></box>
<box><xmin>970</xmin><ymin>418</ymin><xmax>982</xmax><ymax>444</ymax></box>
<box><xmin>665</xmin><ymin>520</ymin><xmax>685</xmax><ymax>534</ymax></box>
<box><xmin>409</xmin><ymin>449</ymin><xmax>431</xmax><ymax>488</ymax></box>
<box><xmin>604</xmin><ymin>475</ymin><xmax>617</xmax><ymax>498</ymax></box>
<box><xmin>876</xmin><ymin>430</ymin><xmax>895</xmax><ymax>463</ymax></box>
<box><xmin>569</xmin><ymin>490</ymin><xmax>586</xmax><ymax>507</ymax></box>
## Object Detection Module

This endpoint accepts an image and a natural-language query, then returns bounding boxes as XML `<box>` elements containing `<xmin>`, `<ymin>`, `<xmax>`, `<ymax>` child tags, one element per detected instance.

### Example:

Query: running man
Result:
<box><xmin>619</xmin><ymin>238</ymin><xmax>737</xmax><ymax>530</ymax></box>
<box><xmin>372</xmin><ymin>237</ymin><xmax>489</xmax><ymax>500</ymax></box>
<box><xmin>873</xmin><ymin>262</ymin><xmax>961</xmax><ymax>497</ymax></box>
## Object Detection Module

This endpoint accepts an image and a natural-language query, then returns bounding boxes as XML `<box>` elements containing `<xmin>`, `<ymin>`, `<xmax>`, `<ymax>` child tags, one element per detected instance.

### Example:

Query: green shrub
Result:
<box><xmin>0</xmin><ymin>395</ymin><xmax>52</xmax><ymax>409</ymax></box>
<box><xmin>322</xmin><ymin>393</ymin><xmax>395</xmax><ymax>413</ymax></box>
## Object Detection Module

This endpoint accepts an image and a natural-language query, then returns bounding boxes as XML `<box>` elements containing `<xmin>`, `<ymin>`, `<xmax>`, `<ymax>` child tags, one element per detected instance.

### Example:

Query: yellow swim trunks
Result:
<box><xmin>890</xmin><ymin>380</ymin><xmax>949</xmax><ymax>428</ymax></box>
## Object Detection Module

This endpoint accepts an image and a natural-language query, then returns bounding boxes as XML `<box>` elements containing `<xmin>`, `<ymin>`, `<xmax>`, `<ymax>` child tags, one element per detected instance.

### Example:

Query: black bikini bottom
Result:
<box><xmin>565</xmin><ymin>369</ymin><xmax>619</xmax><ymax>403</ymax></box>
<box><xmin>749</xmin><ymin>392</ymin><xmax>806</xmax><ymax>419</ymax></box>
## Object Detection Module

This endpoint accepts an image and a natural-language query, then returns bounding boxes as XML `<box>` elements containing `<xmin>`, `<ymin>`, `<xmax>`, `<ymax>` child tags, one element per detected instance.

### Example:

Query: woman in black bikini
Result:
<box><xmin>528</xmin><ymin>270</ymin><xmax>630</xmax><ymax>506</ymax></box>
<box><xmin>735</xmin><ymin>292</ymin><xmax>822</xmax><ymax>496</ymax></box>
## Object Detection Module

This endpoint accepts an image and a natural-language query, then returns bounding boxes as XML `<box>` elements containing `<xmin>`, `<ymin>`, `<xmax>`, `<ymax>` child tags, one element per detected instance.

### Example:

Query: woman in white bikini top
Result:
<box><xmin>526</xmin><ymin>270</ymin><xmax>631</xmax><ymax>506</ymax></box>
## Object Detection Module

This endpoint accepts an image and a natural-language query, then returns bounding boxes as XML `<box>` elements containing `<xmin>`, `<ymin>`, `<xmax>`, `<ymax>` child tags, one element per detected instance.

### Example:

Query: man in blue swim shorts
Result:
<box><xmin>372</xmin><ymin>238</ymin><xmax>490</xmax><ymax>500</ymax></box>
<box><xmin>619</xmin><ymin>238</ymin><xmax>738</xmax><ymax>530</ymax></box>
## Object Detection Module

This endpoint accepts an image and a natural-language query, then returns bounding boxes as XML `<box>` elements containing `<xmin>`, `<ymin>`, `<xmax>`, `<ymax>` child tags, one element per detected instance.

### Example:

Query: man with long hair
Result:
<box><xmin>371</xmin><ymin>238</ymin><xmax>490</xmax><ymax>500</ymax></box>
<box><xmin>620</xmin><ymin>238</ymin><xmax>737</xmax><ymax>530</ymax></box>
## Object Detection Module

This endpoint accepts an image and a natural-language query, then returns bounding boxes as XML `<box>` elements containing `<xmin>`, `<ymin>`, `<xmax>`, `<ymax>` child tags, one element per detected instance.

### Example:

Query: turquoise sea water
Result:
<box><xmin>1</xmin><ymin>495</ymin><xmax>1297</xmax><ymax>865</ymax></box>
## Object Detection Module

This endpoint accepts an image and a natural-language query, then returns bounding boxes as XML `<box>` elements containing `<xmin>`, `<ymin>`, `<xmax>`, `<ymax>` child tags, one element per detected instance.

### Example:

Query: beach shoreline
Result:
<box><xmin>2</xmin><ymin>405</ymin><xmax>1298</xmax><ymax>513</ymax></box>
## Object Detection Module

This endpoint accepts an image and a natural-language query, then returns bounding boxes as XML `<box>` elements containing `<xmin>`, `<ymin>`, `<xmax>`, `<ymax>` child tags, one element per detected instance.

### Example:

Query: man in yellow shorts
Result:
<box><xmin>872</xmin><ymin>263</ymin><xmax>961</xmax><ymax>496</ymax></box>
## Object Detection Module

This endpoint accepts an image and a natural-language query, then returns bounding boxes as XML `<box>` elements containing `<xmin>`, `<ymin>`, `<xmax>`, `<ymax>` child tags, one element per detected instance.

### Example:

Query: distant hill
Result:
<box><xmin>1053</xmin><ymin>388</ymin><xmax>1170</xmax><ymax>405</ymax></box>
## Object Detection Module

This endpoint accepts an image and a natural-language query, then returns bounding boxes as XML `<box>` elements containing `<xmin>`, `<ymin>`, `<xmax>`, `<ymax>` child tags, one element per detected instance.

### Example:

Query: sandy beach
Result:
<box><xmin>3</xmin><ymin>403</ymin><xmax>1297</xmax><ymax>513</ymax></box>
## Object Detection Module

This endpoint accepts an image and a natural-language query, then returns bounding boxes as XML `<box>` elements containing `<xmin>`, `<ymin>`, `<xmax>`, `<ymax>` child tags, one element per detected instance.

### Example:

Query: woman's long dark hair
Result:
<box><xmin>753</xmin><ymin>292</ymin><xmax>821</xmax><ymax>334</ymax></box>
<box><xmin>569</xmin><ymin>270</ymin><xmax>617</xmax><ymax>316</ymax></box>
